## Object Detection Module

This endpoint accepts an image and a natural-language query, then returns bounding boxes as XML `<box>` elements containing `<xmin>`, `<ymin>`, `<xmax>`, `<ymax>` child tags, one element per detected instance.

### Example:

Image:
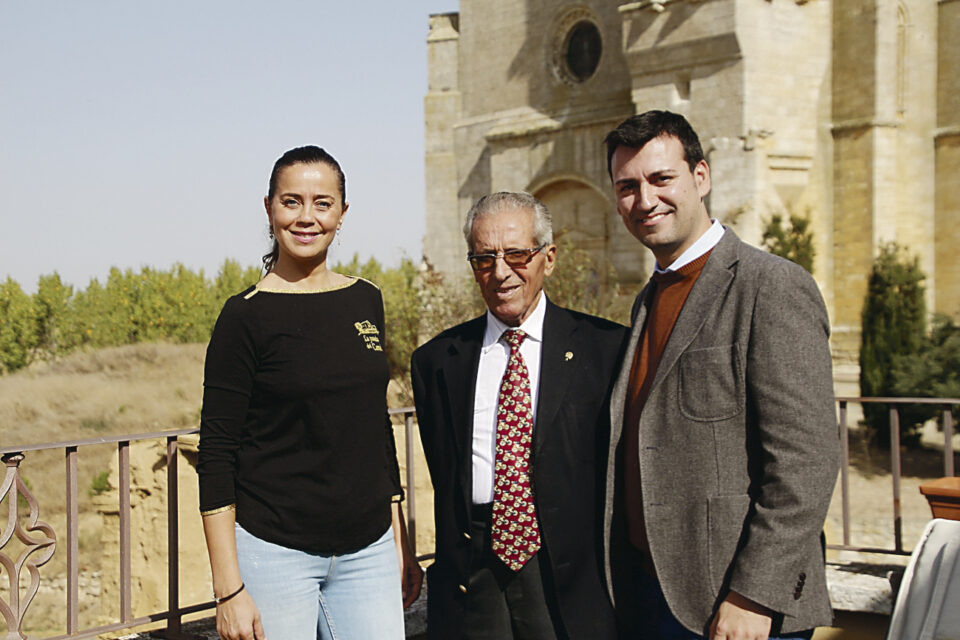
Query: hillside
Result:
<box><xmin>0</xmin><ymin>343</ymin><xmax>206</xmax><ymax>636</ymax></box>
<box><xmin>0</xmin><ymin>342</ymin><xmax>433</xmax><ymax>637</ymax></box>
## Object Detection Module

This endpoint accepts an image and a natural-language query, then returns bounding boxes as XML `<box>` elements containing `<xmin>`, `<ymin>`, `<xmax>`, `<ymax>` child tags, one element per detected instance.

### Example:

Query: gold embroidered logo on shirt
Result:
<box><xmin>354</xmin><ymin>320</ymin><xmax>383</xmax><ymax>351</ymax></box>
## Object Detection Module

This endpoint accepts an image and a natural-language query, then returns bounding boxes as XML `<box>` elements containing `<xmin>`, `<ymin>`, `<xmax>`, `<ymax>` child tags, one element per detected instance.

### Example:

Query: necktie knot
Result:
<box><xmin>501</xmin><ymin>328</ymin><xmax>527</xmax><ymax>352</ymax></box>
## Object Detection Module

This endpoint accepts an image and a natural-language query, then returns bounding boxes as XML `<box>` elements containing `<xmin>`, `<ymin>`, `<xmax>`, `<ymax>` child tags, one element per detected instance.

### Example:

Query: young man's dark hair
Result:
<box><xmin>603</xmin><ymin>110</ymin><xmax>705</xmax><ymax>177</ymax></box>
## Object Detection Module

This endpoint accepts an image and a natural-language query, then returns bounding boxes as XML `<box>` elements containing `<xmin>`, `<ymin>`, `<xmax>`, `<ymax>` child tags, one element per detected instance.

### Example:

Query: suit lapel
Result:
<box><xmin>647</xmin><ymin>230</ymin><xmax>739</xmax><ymax>398</ymax></box>
<box><xmin>439</xmin><ymin>317</ymin><xmax>484</xmax><ymax>484</ymax></box>
<box><xmin>534</xmin><ymin>301</ymin><xmax>577</xmax><ymax>458</ymax></box>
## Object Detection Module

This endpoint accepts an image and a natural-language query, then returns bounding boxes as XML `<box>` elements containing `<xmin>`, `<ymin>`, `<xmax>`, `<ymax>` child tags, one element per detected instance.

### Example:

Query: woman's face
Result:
<box><xmin>264</xmin><ymin>162</ymin><xmax>347</xmax><ymax>268</ymax></box>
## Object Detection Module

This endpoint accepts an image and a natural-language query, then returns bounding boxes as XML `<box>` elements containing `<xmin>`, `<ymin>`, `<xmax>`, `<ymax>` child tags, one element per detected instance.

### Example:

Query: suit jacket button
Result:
<box><xmin>794</xmin><ymin>588</ymin><xmax>802</xmax><ymax>600</ymax></box>
<box><xmin>459</xmin><ymin>584</ymin><xmax>468</xmax><ymax>594</ymax></box>
<box><xmin>463</xmin><ymin>531</ymin><xmax>472</xmax><ymax>540</ymax></box>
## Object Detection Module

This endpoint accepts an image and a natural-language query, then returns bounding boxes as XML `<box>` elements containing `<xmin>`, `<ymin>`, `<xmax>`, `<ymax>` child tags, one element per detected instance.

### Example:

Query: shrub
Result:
<box><xmin>417</xmin><ymin>264</ymin><xmax>485</xmax><ymax>343</ymax></box>
<box><xmin>762</xmin><ymin>210</ymin><xmax>815</xmax><ymax>274</ymax></box>
<box><xmin>891</xmin><ymin>314</ymin><xmax>960</xmax><ymax>428</ymax></box>
<box><xmin>89</xmin><ymin>470</ymin><xmax>111</xmax><ymax>497</ymax></box>
<box><xmin>859</xmin><ymin>243</ymin><xmax>928</xmax><ymax>447</ymax></box>
<box><xmin>545</xmin><ymin>233</ymin><xmax>630</xmax><ymax>324</ymax></box>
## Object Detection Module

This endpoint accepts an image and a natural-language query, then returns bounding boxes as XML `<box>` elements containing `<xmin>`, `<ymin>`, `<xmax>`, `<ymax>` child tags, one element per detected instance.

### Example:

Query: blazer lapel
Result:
<box><xmin>609</xmin><ymin>283</ymin><xmax>654</xmax><ymax>447</ymax></box>
<box><xmin>647</xmin><ymin>230</ymin><xmax>739</xmax><ymax>398</ymax></box>
<box><xmin>534</xmin><ymin>301</ymin><xmax>577</xmax><ymax>458</ymax></box>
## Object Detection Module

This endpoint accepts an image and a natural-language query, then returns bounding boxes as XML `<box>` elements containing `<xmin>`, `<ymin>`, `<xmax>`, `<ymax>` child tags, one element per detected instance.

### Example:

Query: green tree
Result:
<box><xmin>0</xmin><ymin>278</ymin><xmax>39</xmax><ymax>372</ymax></box>
<box><xmin>859</xmin><ymin>243</ymin><xmax>929</xmax><ymax>447</ymax></box>
<box><xmin>215</xmin><ymin>259</ymin><xmax>261</xmax><ymax>303</ymax></box>
<box><xmin>336</xmin><ymin>254</ymin><xmax>426</xmax><ymax>403</ymax></box>
<box><xmin>762</xmin><ymin>210</ymin><xmax>816</xmax><ymax>273</ymax></box>
<box><xmin>33</xmin><ymin>273</ymin><xmax>72</xmax><ymax>355</ymax></box>
<box><xmin>58</xmin><ymin>278</ymin><xmax>115</xmax><ymax>350</ymax></box>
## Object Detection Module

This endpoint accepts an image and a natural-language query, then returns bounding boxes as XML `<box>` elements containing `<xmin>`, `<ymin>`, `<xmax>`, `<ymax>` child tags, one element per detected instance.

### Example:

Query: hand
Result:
<box><xmin>709</xmin><ymin>591</ymin><xmax>772</xmax><ymax>640</ymax></box>
<box><xmin>216</xmin><ymin>588</ymin><xmax>266</xmax><ymax>640</ymax></box>
<box><xmin>397</xmin><ymin>540</ymin><xmax>424</xmax><ymax>608</ymax></box>
<box><xmin>390</xmin><ymin>502</ymin><xmax>424</xmax><ymax>608</ymax></box>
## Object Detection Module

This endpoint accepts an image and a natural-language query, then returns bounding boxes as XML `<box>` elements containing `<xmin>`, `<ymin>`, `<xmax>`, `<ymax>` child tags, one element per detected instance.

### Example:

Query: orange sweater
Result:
<box><xmin>623</xmin><ymin>250</ymin><xmax>712</xmax><ymax>553</ymax></box>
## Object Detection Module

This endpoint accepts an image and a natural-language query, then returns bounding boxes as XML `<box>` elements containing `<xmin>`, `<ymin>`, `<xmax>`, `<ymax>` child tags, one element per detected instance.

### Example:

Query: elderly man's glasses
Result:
<box><xmin>467</xmin><ymin>243</ymin><xmax>547</xmax><ymax>271</ymax></box>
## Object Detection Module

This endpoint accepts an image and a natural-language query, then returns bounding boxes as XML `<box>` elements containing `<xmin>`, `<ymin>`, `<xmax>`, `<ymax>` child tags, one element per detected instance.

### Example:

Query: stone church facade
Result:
<box><xmin>424</xmin><ymin>0</ymin><xmax>959</xmax><ymax>387</ymax></box>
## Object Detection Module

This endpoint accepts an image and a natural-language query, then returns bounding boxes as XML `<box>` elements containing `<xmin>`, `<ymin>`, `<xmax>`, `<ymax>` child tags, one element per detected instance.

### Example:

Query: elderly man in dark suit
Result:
<box><xmin>411</xmin><ymin>192</ymin><xmax>626</xmax><ymax>640</ymax></box>
<box><xmin>602</xmin><ymin>111</ymin><xmax>839</xmax><ymax>640</ymax></box>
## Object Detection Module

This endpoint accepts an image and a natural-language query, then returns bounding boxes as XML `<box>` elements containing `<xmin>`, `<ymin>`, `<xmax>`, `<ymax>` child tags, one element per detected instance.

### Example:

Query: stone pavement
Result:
<box><xmin>115</xmin><ymin>564</ymin><xmax>901</xmax><ymax>639</ymax></box>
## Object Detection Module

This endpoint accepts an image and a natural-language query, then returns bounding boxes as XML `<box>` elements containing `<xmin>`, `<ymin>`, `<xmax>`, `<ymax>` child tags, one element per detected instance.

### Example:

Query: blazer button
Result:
<box><xmin>459</xmin><ymin>584</ymin><xmax>468</xmax><ymax>594</ymax></box>
<box><xmin>463</xmin><ymin>531</ymin><xmax>472</xmax><ymax>540</ymax></box>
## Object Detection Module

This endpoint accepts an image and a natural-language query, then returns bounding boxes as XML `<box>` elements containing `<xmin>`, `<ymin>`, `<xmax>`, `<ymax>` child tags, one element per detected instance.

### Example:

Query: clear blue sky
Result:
<box><xmin>0</xmin><ymin>1</ymin><xmax>459</xmax><ymax>292</ymax></box>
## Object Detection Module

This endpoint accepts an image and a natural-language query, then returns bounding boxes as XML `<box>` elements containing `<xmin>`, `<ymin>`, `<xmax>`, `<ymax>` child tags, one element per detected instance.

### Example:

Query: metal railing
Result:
<box><xmin>3</xmin><ymin>399</ymin><xmax>958</xmax><ymax>637</ymax></box>
<box><xmin>831</xmin><ymin>397</ymin><xmax>959</xmax><ymax>556</ymax></box>
<box><xmin>0</xmin><ymin>408</ymin><xmax>421</xmax><ymax>640</ymax></box>
<box><xmin>1</xmin><ymin>429</ymin><xmax>213</xmax><ymax>640</ymax></box>
<box><xmin>390</xmin><ymin>406</ymin><xmax>431</xmax><ymax>562</ymax></box>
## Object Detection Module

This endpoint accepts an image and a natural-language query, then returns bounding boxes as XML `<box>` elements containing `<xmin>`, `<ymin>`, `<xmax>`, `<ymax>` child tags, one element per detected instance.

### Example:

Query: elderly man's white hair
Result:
<box><xmin>462</xmin><ymin>191</ymin><xmax>554</xmax><ymax>251</ymax></box>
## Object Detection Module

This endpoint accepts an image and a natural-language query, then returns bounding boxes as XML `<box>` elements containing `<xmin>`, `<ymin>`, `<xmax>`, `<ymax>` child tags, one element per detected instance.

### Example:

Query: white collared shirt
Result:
<box><xmin>655</xmin><ymin>219</ymin><xmax>725</xmax><ymax>273</ymax></box>
<box><xmin>471</xmin><ymin>292</ymin><xmax>547</xmax><ymax>504</ymax></box>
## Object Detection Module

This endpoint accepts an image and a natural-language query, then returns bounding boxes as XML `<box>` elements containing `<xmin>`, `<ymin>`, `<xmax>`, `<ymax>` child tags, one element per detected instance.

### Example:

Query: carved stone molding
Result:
<box><xmin>548</xmin><ymin>7</ymin><xmax>604</xmax><ymax>87</ymax></box>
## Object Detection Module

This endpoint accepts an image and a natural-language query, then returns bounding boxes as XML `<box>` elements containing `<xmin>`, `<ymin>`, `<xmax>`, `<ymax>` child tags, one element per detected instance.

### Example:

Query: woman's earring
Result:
<box><xmin>336</xmin><ymin>225</ymin><xmax>342</xmax><ymax>247</ymax></box>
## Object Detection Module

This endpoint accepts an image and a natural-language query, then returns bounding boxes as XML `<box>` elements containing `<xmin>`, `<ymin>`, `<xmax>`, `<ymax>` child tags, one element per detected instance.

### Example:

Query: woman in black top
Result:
<box><xmin>198</xmin><ymin>146</ymin><xmax>422</xmax><ymax>639</ymax></box>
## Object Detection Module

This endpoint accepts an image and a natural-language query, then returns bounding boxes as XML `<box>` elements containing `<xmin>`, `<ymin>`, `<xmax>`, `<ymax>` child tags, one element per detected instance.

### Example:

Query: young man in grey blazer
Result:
<box><xmin>602</xmin><ymin>110</ymin><xmax>839</xmax><ymax>640</ymax></box>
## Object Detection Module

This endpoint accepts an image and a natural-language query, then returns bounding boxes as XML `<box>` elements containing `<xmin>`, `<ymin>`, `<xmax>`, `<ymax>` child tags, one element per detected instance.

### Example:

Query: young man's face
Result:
<box><xmin>611</xmin><ymin>134</ymin><xmax>712</xmax><ymax>267</ymax></box>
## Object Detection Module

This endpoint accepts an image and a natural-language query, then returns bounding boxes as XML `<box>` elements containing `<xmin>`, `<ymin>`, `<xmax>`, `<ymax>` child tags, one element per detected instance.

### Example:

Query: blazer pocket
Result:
<box><xmin>707</xmin><ymin>494</ymin><xmax>752</xmax><ymax>595</ymax></box>
<box><xmin>678</xmin><ymin>344</ymin><xmax>744</xmax><ymax>422</ymax></box>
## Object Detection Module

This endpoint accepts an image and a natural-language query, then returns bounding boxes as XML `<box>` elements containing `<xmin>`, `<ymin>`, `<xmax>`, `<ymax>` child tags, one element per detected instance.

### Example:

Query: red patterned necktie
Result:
<box><xmin>491</xmin><ymin>328</ymin><xmax>541</xmax><ymax>571</ymax></box>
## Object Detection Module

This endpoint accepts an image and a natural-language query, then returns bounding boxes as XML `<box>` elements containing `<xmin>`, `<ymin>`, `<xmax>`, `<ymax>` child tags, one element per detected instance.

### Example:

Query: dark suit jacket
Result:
<box><xmin>412</xmin><ymin>299</ymin><xmax>626</xmax><ymax>640</ymax></box>
<box><xmin>603</xmin><ymin>228</ymin><xmax>840</xmax><ymax>635</ymax></box>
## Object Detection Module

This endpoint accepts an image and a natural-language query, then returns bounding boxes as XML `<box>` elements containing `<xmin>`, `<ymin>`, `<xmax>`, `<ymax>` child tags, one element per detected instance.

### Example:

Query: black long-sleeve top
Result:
<box><xmin>197</xmin><ymin>278</ymin><xmax>403</xmax><ymax>554</ymax></box>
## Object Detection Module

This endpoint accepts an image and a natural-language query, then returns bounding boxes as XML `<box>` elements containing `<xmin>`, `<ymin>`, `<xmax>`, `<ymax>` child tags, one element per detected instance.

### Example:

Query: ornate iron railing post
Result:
<box><xmin>0</xmin><ymin>452</ymin><xmax>57</xmax><ymax>640</ymax></box>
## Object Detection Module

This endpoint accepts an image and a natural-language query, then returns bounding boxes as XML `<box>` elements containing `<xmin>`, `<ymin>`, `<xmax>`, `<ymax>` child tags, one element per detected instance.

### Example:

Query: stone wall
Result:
<box><xmin>936</xmin><ymin>0</ymin><xmax>960</xmax><ymax>319</ymax></box>
<box><xmin>93</xmin><ymin>436</ymin><xmax>211</xmax><ymax>628</ymax></box>
<box><xmin>425</xmin><ymin>0</ymin><xmax>957</xmax><ymax>380</ymax></box>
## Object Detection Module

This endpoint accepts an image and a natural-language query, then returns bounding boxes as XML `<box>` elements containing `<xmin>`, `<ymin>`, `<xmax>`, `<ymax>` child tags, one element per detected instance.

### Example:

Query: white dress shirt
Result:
<box><xmin>471</xmin><ymin>292</ymin><xmax>547</xmax><ymax>504</ymax></box>
<box><xmin>655</xmin><ymin>219</ymin><xmax>725</xmax><ymax>273</ymax></box>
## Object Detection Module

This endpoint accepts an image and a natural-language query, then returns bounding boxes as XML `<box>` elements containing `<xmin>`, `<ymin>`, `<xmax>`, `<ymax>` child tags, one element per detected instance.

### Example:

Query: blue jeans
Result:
<box><xmin>630</xmin><ymin>569</ymin><xmax>814</xmax><ymax>640</ymax></box>
<box><xmin>235</xmin><ymin>523</ymin><xmax>404</xmax><ymax>640</ymax></box>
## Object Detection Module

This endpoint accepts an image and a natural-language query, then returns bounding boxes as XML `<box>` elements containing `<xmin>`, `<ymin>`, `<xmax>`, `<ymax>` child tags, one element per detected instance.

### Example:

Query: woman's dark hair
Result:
<box><xmin>262</xmin><ymin>146</ymin><xmax>346</xmax><ymax>273</ymax></box>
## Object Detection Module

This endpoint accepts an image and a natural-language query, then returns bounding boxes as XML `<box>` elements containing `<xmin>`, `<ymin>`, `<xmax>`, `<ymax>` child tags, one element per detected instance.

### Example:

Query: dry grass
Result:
<box><xmin>0</xmin><ymin>342</ymin><xmax>205</xmax><ymax>636</ymax></box>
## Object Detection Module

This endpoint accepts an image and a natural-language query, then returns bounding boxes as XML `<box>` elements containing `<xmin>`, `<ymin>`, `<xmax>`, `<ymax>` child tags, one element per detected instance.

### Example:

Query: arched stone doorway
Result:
<box><xmin>532</xmin><ymin>177</ymin><xmax>646</xmax><ymax>284</ymax></box>
<box><xmin>533</xmin><ymin>178</ymin><xmax>610</xmax><ymax>271</ymax></box>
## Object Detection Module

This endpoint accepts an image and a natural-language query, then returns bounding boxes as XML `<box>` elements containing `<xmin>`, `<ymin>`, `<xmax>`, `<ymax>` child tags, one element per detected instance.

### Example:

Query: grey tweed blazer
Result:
<box><xmin>603</xmin><ymin>228</ymin><xmax>840</xmax><ymax>635</ymax></box>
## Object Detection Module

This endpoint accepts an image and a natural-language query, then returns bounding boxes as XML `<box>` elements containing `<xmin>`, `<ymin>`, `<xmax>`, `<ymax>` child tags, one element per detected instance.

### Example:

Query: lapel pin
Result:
<box><xmin>564</xmin><ymin>351</ymin><xmax>574</xmax><ymax>361</ymax></box>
